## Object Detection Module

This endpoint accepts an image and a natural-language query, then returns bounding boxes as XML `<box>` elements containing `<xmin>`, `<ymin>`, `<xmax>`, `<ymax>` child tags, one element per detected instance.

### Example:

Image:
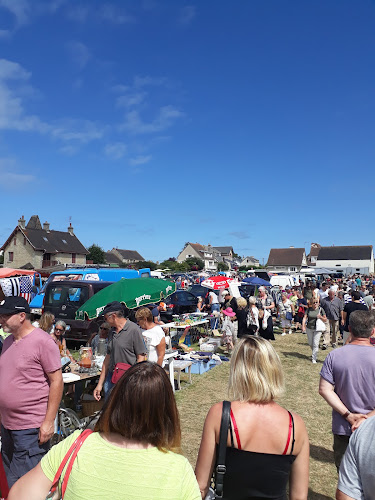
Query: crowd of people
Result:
<box><xmin>1</xmin><ymin>273</ymin><xmax>375</xmax><ymax>498</ymax></box>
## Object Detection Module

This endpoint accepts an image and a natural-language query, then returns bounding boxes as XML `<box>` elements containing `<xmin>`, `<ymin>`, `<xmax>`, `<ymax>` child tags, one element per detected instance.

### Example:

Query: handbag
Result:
<box><xmin>286</xmin><ymin>311</ymin><xmax>293</xmax><ymax>321</ymax></box>
<box><xmin>315</xmin><ymin>308</ymin><xmax>326</xmax><ymax>332</ymax></box>
<box><xmin>205</xmin><ymin>400</ymin><xmax>231</xmax><ymax>500</ymax></box>
<box><xmin>111</xmin><ymin>362</ymin><xmax>131</xmax><ymax>384</ymax></box>
<box><xmin>46</xmin><ymin>429</ymin><xmax>92</xmax><ymax>499</ymax></box>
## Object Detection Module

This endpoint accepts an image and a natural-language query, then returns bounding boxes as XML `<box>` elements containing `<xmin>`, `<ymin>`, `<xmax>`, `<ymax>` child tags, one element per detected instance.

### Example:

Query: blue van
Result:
<box><xmin>29</xmin><ymin>267</ymin><xmax>150</xmax><ymax>316</ymax></box>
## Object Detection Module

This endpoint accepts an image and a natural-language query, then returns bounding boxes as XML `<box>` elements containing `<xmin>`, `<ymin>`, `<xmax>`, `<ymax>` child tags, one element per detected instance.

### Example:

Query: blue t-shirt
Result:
<box><xmin>320</xmin><ymin>344</ymin><xmax>375</xmax><ymax>436</ymax></box>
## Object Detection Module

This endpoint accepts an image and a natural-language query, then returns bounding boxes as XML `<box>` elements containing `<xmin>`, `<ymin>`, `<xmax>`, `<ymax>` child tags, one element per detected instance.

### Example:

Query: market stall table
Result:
<box><xmin>162</xmin><ymin>319</ymin><xmax>210</xmax><ymax>344</ymax></box>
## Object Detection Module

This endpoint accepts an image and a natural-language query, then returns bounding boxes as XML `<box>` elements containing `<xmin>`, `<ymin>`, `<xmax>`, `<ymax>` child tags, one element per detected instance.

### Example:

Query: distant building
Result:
<box><xmin>316</xmin><ymin>246</ymin><xmax>374</xmax><ymax>275</ymax></box>
<box><xmin>240</xmin><ymin>256</ymin><xmax>260</xmax><ymax>268</ymax></box>
<box><xmin>109</xmin><ymin>248</ymin><xmax>145</xmax><ymax>265</ymax></box>
<box><xmin>266</xmin><ymin>247</ymin><xmax>307</xmax><ymax>273</ymax></box>
<box><xmin>307</xmin><ymin>243</ymin><xmax>321</xmax><ymax>266</ymax></box>
<box><xmin>177</xmin><ymin>242</ymin><xmax>236</xmax><ymax>271</ymax></box>
<box><xmin>0</xmin><ymin>215</ymin><xmax>88</xmax><ymax>270</ymax></box>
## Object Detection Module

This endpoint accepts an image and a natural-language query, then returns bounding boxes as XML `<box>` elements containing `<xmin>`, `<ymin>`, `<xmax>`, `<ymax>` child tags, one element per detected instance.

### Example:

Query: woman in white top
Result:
<box><xmin>278</xmin><ymin>293</ymin><xmax>294</xmax><ymax>336</ymax></box>
<box><xmin>248</xmin><ymin>296</ymin><xmax>259</xmax><ymax>334</ymax></box>
<box><xmin>135</xmin><ymin>307</ymin><xmax>166</xmax><ymax>366</ymax></box>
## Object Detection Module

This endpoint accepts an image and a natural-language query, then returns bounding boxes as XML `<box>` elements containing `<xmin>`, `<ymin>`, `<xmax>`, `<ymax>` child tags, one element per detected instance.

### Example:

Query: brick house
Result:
<box><xmin>1</xmin><ymin>215</ymin><xmax>88</xmax><ymax>270</ymax></box>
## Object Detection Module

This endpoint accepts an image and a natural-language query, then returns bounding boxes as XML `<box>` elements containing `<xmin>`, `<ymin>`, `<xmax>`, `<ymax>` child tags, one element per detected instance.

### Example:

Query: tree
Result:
<box><xmin>185</xmin><ymin>257</ymin><xmax>204</xmax><ymax>271</ymax></box>
<box><xmin>87</xmin><ymin>244</ymin><xmax>106</xmax><ymax>264</ymax></box>
<box><xmin>217</xmin><ymin>262</ymin><xmax>229</xmax><ymax>272</ymax></box>
<box><xmin>133</xmin><ymin>260</ymin><xmax>157</xmax><ymax>271</ymax></box>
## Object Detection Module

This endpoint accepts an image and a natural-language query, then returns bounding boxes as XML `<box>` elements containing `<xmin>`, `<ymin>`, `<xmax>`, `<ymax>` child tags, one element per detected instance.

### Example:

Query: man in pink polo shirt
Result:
<box><xmin>0</xmin><ymin>296</ymin><xmax>63</xmax><ymax>488</ymax></box>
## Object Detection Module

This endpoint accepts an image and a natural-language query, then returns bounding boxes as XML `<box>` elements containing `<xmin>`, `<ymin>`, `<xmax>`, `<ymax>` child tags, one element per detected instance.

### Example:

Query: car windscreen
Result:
<box><xmin>45</xmin><ymin>284</ymin><xmax>89</xmax><ymax>308</ymax></box>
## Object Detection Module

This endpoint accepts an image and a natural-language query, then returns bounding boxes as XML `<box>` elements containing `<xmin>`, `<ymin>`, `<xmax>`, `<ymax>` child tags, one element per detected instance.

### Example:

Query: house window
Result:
<box><xmin>43</xmin><ymin>237</ymin><xmax>48</xmax><ymax>242</ymax></box>
<box><xmin>24</xmin><ymin>237</ymin><xmax>27</xmax><ymax>245</ymax></box>
<box><xmin>14</xmin><ymin>237</ymin><xmax>16</xmax><ymax>246</ymax></box>
<box><xmin>290</xmin><ymin>267</ymin><xmax>297</xmax><ymax>272</ymax></box>
<box><xmin>8</xmin><ymin>252</ymin><xmax>14</xmax><ymax>262</ymax></box>
<box><xmin>72</xmin><ymin>253</ymin><xmax>76</xmax><ymax>263</ymax></box>
<box><xmin>62</xmin><ymin>239</ymin><xmax>67</xmax><ymax>245</ymax></box>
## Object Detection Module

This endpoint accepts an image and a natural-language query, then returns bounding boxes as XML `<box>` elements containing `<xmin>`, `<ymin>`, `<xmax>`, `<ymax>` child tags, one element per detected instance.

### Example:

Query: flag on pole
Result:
<box><xmin>19</xmin><ymin>275</ymin><xmax>33</xmax><ymax>303</ymax></box>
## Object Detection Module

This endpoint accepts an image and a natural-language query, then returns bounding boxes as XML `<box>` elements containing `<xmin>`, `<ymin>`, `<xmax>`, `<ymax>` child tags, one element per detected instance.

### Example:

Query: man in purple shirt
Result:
<box><xmin>0</xmin><ymin>297</ymin><xmax>63</xmax><ymax>487</ymax></box>
<box><xmin>319</xmin><ymin>309</ymin><xmax>375</xmax><ymax>471</ymax></box>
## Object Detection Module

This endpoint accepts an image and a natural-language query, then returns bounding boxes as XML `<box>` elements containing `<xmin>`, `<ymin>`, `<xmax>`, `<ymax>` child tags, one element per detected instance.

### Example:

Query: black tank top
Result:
<box><xmin>218</xmin><ymin>411</ymin><xmax>296</xmax><ymax>500</ymax></box>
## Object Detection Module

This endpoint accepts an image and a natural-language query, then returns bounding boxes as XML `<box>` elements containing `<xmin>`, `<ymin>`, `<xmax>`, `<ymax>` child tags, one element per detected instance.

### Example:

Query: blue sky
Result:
<box><xmin>0</xmin><ymin>0</ymin><xmax>374</xmax><ymax>264</ymax></box>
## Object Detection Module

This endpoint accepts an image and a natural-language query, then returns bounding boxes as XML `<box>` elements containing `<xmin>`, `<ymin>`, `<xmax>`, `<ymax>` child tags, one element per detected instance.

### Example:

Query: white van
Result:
<box><xmin>270</xmin><ymin>275</ymin><xmax>295</xmax><ymax>289</ymax></box>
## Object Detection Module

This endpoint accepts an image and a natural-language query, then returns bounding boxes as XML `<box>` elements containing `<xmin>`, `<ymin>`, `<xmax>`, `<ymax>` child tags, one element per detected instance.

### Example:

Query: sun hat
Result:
<box><xmin>222</xmin><ymin>307</ymin><xmax>236</xmax><ymax>317</ymax></box>
<box><xmin>0</xmin><ymin>296</ymin><xmax>30</xmax><ymax>315</ymax></box>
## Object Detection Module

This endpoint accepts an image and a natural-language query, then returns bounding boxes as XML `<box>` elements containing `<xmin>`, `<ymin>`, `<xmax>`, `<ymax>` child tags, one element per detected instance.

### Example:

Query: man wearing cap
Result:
<box><xmin>93</xmin><ymin>301</ymin><xmax>146</xmax><ymax>401</ymax></box>
<box><xmin>0</xmin><ymin>296</ymin><xmax>63</xmax><ymax>488</ymax></box>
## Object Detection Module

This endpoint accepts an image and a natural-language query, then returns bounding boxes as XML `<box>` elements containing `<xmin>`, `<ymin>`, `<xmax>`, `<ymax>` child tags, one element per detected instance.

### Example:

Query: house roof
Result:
<box><xmin>214</xmin><ymin>246</ymin><xmax>233</xmax><ymax>254</ymax></box>
<box><xmin>116</xmin><ymin>249</ymin><xmax>144</xmax><ymax>261</ymax></box>
<box><xmin>1</xmin><ymin>226</ymin><xmax>88</xmax><ymax>254</ymax></box>
<box><xmin>105</xmin><ymin>252</ymin><xmax>122</xmax><ymax>265</ymax></box>
<box><xmin>243</xmin><ymin>256</ymin><xmax>259</xmax><ymax>262</ymax></box>
<box><xmin>267</xmin><ymin>248</ymin><xmax>305</xmax><ymax>267</ymax></box>
<box><xmin>317</xmin><ymin>246</ymin><xmax>373</xmax><ymax>261</ymax></box>
<box><xmin>309</xmin><ymin>243</ymin><xmax>321</xmax><ymax>257</ymax></box>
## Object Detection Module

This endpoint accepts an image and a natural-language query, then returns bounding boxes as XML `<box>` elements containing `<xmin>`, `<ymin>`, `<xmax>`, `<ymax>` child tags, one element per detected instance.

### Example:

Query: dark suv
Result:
<box><xmin>43</xmin><ymin>280</ymin><xmax>113</xmax><ymax>344</ymax></box>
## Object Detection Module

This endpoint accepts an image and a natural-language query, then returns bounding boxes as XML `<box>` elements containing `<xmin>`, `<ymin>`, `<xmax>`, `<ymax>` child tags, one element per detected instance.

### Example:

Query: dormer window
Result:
<box><xmin>43</xmin><ymin>237</ymin><xmax>48</xmax><ymax>242</ymax></box>
<box><xmin>62</xmin><ymin>239</ymin><xmax>67</xmax><ymax>244</ymax></box>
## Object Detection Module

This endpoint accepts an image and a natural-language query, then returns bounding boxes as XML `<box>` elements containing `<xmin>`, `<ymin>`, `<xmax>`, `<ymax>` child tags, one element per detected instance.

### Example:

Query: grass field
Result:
<box><xmin>175</xmin><ymin>332</ymin><xmax>337</xmax><ymax>500</ymax></box>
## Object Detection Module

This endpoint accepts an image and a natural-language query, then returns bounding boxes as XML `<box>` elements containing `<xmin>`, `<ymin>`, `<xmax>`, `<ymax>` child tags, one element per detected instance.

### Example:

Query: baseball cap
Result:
<box><xmin>0</xmin><ymin>296</ymin><xmax>30</xmax><ymax>315</ymax></box>
<box><xmin>101</xmin><ymin>301</ymin><xmax>124</xmax><ymax>316</ymax></box>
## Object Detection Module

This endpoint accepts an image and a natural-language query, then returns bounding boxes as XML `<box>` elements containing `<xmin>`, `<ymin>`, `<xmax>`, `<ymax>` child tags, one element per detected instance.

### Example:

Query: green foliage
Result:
<box><xmin>217</xmin><ymin>262</ymin><xmax>229</xmax><ymax>271</ymax></box>
<box><xmin>160</xmin><ymin>259</ymin><xmax>192</xmax><ymax>272</ymax></box>
<box><xmin>185</xmin><ymin>257</ymin><xmax>204</xmax><ymax>271</ymax></box>
<box><xmin>87</xmin><ymin>244</ymin><xmax>106</xmax><ymax>264</ymax></box>
<box><xmin>133</xmin><ymin>260</ymin><xmax>157</xmax><ymax>271</ymax></box>
<box><xmin>239</xmin><ymin>264</ymin><xmax>266</xmax><ymax>271</ymax></box>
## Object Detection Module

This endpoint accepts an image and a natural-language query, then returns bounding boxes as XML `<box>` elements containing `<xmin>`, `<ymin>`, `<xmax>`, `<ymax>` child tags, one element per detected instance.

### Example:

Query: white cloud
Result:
<box><xmin>51</xmin><ymin>119</ymin><xmax>104</xmax><ymax>144</ymax></box>
<box><xmin>0</xmin><ymin>158</ymin><xmax>35</xmax><ymax>190</ymax></box>
<box><xmin>0</xmin><ymin>0</ymin><xmax>31</xmax><ymax>27</ymax></box>
<box><xmin>120</xmin><ymin>105</ymin><xmax>184</xmax><ymax>134</ymax></box>
<box><xmin>116</xmin><ymin>92</ymin><xmax>146</xmax><ymax>108</ymax></box>
<box><xmin>129</xmin><ymin>155</ymin><xmax>152</xmax><ymax>166</ymax></box>
<box><xmin>66</xmin><ymin>41</ymin><xmax>91</xmax><ymax>70</ymax></box>
<box><xmin>179</xmin><ymin>5</ymin><xmax>196</xmax><ymax>25</ymax></box>
<box><xmin>58</xmin><ymin>144</ymin><xmax>78</xmax><ymax>156</ymax></box>
<box><xmin>104</xmin><ymin>142</ymin><xmax>127</xmax><ymax>160</ymax></box>
<box><xmin>133</xmin><ymin>75</ymin><xmax>166</xmax><ymax>88</ymax></box>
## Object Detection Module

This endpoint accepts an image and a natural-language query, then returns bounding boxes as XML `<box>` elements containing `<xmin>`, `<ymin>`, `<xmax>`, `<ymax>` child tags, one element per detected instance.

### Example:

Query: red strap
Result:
<box><xmin>61</xmin><ymin>429</ymin><xmax>92</xmax><ymax>497</ymax></box>
<box><xmin>282</xmin><ymin>413</ymin><xmax>293</xmax><ymax>455</ymax></box>
<box><xmin>230</xmin><ymin>409</ymin><xmax>242</xmax><ymax>450</ymax></box>
<box><xmin>50</xmin><ymin>429</ymin><xmax>93</xmax><ymax>498</ymax></box>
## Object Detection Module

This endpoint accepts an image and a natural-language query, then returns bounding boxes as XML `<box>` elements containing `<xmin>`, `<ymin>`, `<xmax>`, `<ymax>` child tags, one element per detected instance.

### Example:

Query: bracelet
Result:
<box><xmin>342</xmin><ymin>410</ymin><xmax>351</xmax><ymax>420</ymax></box>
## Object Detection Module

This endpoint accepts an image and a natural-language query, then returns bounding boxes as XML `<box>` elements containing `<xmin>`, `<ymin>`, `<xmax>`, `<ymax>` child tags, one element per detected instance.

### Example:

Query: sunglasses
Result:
<box><xmin>100</xmin><ymin>327</ymin><xmax>109</xmax><ymax>331</ymax></box>
<box><xmin>55</xmin><ymin>328</ymin><xmax>64</xmax><ymax>332</ymax></box>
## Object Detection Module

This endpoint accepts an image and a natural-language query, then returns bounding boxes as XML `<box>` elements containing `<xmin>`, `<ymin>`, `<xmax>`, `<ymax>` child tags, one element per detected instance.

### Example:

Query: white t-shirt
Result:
<box><xmin>209</xmin><ymin>291</ymin><xmax>219</xmax><ymax>304</ymax></box>
<box><xmin>318</xmin><ymin>289</ymin><xmax>329</xmax><ymax>300</ymax></box>
<box><xmin>142</xmin><ymin>326</ymin><xmax>165</xmax><ymax>364</ymax></box>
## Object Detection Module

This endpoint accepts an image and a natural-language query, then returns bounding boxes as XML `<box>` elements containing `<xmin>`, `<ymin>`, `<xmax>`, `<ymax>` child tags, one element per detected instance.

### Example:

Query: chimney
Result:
<box><xmin>18</xmin><ymin>215</ymin><xmax>26</xmax><ymax>229</ymax></box>
<box><xmin>68</xmin><ymin>223</ymin><xmax>74</xmax><ymax>235</ymax></box>
<box><xmin>43</xmin><ymin>221</ymin><xmax>50</xmax><ymax>232</ymax></box>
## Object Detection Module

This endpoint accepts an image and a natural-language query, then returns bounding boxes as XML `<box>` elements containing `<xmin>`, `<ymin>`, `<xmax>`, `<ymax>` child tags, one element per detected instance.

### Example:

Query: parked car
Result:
<box><xmin>188</xmin><ymin>284</ymin><xmax>211</xmax><ymax>302</ymax></box>
<box><xmin>43</xmin><ymin>280</ymin><xmax>114</xmax><ymax>344</ymax></box>
<box><xmin>161</xmin><ymin>290</ymin><xmax>198</xmax><ymax>322</ymax></box>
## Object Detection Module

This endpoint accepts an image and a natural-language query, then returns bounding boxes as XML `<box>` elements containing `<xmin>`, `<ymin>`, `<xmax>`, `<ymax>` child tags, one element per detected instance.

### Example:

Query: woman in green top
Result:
<box><xmin>302</xmin><ymin>298</ymin><xmax>327</xmax><ymax>364</ymax></box>
<box><xmin>8</xmin><ymin>362</ymin><xmax>201</xmax><ymax>500</ymax></box>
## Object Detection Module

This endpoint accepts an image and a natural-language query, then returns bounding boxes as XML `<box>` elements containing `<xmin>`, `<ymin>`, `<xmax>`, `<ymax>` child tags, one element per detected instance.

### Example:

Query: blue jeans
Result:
<box><xmin>103</xmin><ymin>370</ymin><xmax>114</xmax><ymax>401</ymax></box>
<box><xmin>210</xmin><ymin>304</ymin><xmax>220</xmax><ymax>329</ymax></box>
<box><xmin>1</xmin><ymin>426</ymin><xmax>50</xmax><ymax>488</ymax></box>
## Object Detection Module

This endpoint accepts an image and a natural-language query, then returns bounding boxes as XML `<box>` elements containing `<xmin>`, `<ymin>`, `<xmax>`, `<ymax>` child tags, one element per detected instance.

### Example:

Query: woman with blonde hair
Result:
<box><xmin>35</xmin><ymin>311</ymin><xmax>55</xmax><ymax>334</ymax></box>
<box><xmin>195</xmin><ymin>336</ymin><xmax>309</xmax><ymax>499</ymax></box>
<box><xmin>235</xmin><ymin>296</ymin><xmax>250</xmax><ymax>338</ymax></box>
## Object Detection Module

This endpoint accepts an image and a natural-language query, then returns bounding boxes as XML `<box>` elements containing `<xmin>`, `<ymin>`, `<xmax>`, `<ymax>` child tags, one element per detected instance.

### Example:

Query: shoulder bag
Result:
<box><xmin>315</xmin><ymin>307</ymin><xmax>327</xmax><ymax>333</ymax></box>
<box><xmin>46</xmin><ymin>429</ymin><xmax>93</xmax><ymax>500</ymax></box>
<box><xmin>205</xmin><ymin>400</ymin><xmax>231</xmax><ymax>500</ymax></box>
<box><xmin>111</xmin><ymin>362</ymin><xmax>131</xmax><ymax>384</ymax></box>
